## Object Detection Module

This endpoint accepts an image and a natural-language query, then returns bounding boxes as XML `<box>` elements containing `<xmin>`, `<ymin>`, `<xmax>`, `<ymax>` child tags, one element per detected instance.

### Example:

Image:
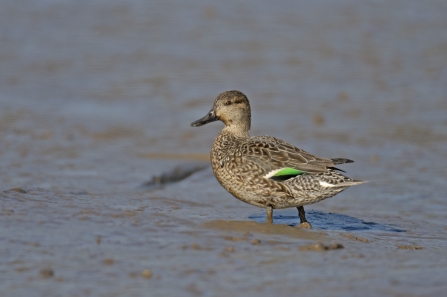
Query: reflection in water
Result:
<box><xmin>249</xmin><ymin>210</ymin><xmax>406</xmax><ymax>232</ymax></box>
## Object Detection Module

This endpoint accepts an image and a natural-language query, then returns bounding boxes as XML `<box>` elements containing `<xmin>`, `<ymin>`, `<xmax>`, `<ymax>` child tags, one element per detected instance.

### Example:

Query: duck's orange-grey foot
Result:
<box><xmin>266</xmin><ymin>207</ymin><xmax>273</xmax><ymax>224</ymax></box>
<box><xmin>297</xmin><ymin>206</ymin><xmax>312</xmax><ymax>229</ymax></box>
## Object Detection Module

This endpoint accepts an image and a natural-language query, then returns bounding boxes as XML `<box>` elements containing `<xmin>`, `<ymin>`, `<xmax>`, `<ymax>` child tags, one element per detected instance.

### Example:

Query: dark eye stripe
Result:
<box><xmin>224</xmin><ymin>101</ymin><xmax>232</xmax><ymax>105</ymax></box>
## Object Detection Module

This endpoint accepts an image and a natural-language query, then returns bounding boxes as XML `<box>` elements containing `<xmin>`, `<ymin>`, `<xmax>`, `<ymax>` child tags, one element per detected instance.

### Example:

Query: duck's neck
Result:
<box><xmin>222</xmin><ymin>125</ymin><xmax>250</xmax><ymax>139</ymax></box>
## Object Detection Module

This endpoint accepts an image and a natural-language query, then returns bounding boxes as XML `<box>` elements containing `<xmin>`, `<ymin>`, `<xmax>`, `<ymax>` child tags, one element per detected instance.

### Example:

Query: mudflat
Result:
<box><xmin>1</xmin><ymin>1</ymin><xmax>447</xmax><ymax>296</ymax></box>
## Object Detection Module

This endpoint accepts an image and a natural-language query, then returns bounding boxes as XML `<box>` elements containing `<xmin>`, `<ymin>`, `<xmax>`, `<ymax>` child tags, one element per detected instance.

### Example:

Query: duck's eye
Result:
<box><xmin>224</xmin><ymin>101</ymin><xmax>232</xmax><ymax>106</ymax></box>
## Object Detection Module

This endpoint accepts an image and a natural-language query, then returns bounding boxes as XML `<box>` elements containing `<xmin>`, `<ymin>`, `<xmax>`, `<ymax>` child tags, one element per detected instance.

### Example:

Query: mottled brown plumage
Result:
<box><xmin>191</xmin><ymin>90</ymin><xmax>365</xmax><ymax>227</ymax></box>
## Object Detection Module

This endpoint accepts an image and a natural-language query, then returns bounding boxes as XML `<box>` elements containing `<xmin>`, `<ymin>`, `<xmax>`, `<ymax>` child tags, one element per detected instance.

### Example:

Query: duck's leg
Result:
<box><xmin>297</xmin><ymin>206</ymin><xmax>312</xmax><ymax>229</ymax></box>
<box><xmin>266</xmin><ymin>207</ymin><xmax>273</xmax><ymax>224</ymax></box>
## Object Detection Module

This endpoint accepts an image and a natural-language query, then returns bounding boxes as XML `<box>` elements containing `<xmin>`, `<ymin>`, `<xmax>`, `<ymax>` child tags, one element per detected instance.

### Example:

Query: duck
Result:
<box><xmin>190</xmin><ymin>90</ymin><xmax>365</xmax><ymax>228</ymax></box>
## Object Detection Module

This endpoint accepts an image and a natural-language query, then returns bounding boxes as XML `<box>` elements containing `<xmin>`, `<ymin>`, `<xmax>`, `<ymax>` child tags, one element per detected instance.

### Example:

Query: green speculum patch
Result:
<box><xmin>273</xmin><ymin>168</ymin><xmax>306</xmax><ymax>177</ymax></box>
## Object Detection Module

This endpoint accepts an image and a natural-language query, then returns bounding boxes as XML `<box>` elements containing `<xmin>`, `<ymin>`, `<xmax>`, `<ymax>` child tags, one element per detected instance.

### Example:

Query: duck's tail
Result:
<box><xmin>331</xmin><ymin>158</ymin><xmax>354</xmax><ymax>165</ymax></box>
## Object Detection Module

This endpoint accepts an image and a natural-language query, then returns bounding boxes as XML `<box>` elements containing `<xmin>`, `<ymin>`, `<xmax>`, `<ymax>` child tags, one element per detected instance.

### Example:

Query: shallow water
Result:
<box><xmin>1</xmin><ymin>1</ymin><xmax>447</xmax><ymax>296</ymax></box>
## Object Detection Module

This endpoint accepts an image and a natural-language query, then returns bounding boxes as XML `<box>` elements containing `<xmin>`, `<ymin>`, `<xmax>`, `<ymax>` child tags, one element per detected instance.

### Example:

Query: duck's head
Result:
<box><xmin>190</xmin><ymin>90</ymin><xmax>251</xmax><ymax>133</ymax></box>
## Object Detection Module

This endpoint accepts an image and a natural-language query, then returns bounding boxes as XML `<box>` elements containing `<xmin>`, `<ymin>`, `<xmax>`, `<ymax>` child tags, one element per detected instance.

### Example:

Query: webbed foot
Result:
<box><xmin>298</xmin><ymin>222</ymin><xmax>312</xmax><ymax>229</ymax></box>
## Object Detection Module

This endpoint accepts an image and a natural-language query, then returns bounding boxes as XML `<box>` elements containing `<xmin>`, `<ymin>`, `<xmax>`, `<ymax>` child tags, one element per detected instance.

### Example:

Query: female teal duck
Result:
<box><xmin>191</xmin><ymin>90</ymin><xmax>365</xmax><ymax>228</ymax></box>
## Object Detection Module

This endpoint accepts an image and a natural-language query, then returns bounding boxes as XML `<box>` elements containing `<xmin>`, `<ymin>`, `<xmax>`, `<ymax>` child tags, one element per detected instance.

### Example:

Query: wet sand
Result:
<box><xmin>1</xmin><ymin>1</ymin><xmax>447</xmax><ymax>296</ymax></box>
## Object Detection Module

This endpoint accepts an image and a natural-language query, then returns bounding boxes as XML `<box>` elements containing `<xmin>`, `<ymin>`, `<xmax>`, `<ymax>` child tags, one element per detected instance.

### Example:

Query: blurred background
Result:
<box><xmin>1</xmin><ymin>1</ymin><xmax>447</xmax><ymax>296</ymax></box>
<box><xmin>2</xmin><ymin>0</ymin><xmax>446</xmax><ymax>189</ymax></box>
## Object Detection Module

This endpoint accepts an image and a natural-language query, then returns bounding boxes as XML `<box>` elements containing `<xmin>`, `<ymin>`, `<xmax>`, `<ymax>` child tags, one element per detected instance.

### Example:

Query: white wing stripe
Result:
<box><xmin>264</xmin><ymin>169</ymin><xmax>284</xmax><ymax>179</ymax></box>
<box><xmin>319</xmin><ymin>181</ymin><xmax>337</xmax><ymax>188</ymax></box>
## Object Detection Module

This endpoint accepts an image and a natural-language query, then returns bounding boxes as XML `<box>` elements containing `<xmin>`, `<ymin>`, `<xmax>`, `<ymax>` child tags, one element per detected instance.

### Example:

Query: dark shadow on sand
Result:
<box><xmin>249</xmin><ymin>210</ymin><xmax>406</xmax><ymax>232</ymax></box>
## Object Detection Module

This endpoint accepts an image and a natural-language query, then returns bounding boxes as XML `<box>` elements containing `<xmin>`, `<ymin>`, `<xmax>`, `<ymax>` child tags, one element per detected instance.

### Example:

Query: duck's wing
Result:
<box><xmin>241</xmin><ymin>136</ymin><xmax>338</xmax><ymax>176</ymax></box>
